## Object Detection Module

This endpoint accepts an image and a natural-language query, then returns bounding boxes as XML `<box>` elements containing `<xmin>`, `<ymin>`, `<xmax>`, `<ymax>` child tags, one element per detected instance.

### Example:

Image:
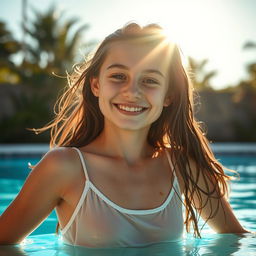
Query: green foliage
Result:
<box><xmin>0</xmin><ymin>21</ymin><xmax>21</xmax><ymax>59</ymax></box>
<box><xmin>0</xmin><ymin>5</ymin><xmax>256</xmax><ymax>143</ymax></box>
<box><xmin>24</xmin><ymin>4</ymin><xmax>89</xmax><ymax>72</ymax></box>
<box><xmin>197</xmin><ymin>40</ymin><xmax>256</xmax><ymax>142</ymax></box>
<box><xmin>0</xmin><ymin>94</ymin><xmax>51</xmax><ymax>142</ymax></box>
<box><xmin>0</xmin><ymin>4</ymin><xmax>91</xmax><ymax>143</ymax></box>
<box><xmin>0</xmin><ymin>21</ymin><xmax>22</xmax><ymax>84</ymax></box>
<box><xmin>188</xmin><ymin>57</ymin><xmax>217</xmax><ymax>91</ymax></box>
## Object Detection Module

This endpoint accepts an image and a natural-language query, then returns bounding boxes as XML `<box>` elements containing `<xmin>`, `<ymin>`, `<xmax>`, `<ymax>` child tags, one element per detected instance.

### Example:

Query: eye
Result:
<box><xmin>142</xmin><ymin>77</ymin><xmax>159</xmax><ymax>86</ymax></box>
<box><xmin>110</xmin><ymin>73</ymin><xmax>127</xmax><ymax>81</ymax></box>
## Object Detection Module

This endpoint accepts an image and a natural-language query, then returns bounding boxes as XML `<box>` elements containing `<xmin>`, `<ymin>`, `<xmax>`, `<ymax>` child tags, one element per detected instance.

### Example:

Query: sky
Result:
<box><xmin>1</xmin><ymin>0</ymin><xmax>256</xmax><ymax>89</ymax></box>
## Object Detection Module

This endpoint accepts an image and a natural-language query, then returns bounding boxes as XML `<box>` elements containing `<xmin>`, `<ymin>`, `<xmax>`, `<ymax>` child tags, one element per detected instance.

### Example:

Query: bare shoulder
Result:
<box><xmin>41</xmin><ymin>147</ymin><xmax>79</xmax><ymax>167</ymax></box>
<box><xmin>34</xmin><ymin>147</ymin><xmax>82</xmax><ymax>194</ymax></box>
<box><xmin>0</xmin><ymin>147</ymin><xmax>82</xmax><ymax>244</ymax></box>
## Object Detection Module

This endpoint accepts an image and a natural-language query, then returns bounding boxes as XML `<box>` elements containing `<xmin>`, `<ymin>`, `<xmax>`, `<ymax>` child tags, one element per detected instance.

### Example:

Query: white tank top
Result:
<box><xmin>60</xmin><ymin>147</ymin><xmax>184</xmax><ymax>248</ymax></box>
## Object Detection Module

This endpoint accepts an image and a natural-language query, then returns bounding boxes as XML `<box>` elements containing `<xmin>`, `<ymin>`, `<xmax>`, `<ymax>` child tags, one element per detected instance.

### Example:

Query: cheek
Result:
<box><xmin>148</xmin><ymin>89</ymin><xmax>167</xmax><ymax>106</ymax></box>
<box><xmin>98</xmin><ymin>78</ymin><xmax>118</xmax><ymax>96</ymax></box>
<box><xmin>97</xmin><ymin>84</ymin><xmax>117</xmax><ymax>113</ymax></box>
<box><xmin>146</xmin><ymin>91</ymin><xmax>165</xmax><ymax>118</ymax></box>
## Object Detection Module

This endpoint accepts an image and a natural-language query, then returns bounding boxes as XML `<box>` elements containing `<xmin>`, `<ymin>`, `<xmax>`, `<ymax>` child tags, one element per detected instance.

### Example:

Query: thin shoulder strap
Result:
<box><xmin>165</xmin><ymin>149</ymin><xmax>177</xmax><ymax>178</ymax></box>
<box><xmin>165</xmin><ymin>149</ymin><xmax>183</xmax><ymax>195</ymax></box>
<box><xmin>72</xmin><ymin>147</ymin><xmax>90</xmax><ymax>181</ymax></box>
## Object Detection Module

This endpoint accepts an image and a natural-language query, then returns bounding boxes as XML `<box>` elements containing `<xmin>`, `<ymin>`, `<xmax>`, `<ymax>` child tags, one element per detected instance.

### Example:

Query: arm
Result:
<box><xmin>0</xmin><ymin>148</ymin><xmax>73</xmax><ymax>244</ymax></box>
<box><xmin>188</xmin><ymin>158</ymin><xmax>249</xmax><ymax>234</ymax></box>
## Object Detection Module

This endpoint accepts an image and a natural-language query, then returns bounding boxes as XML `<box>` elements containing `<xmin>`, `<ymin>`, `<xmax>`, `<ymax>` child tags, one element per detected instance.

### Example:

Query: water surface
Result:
<box><xmin>0</xmin><ymin>154</ymin><xmax>255</xmax><ymax>255</ymax></box>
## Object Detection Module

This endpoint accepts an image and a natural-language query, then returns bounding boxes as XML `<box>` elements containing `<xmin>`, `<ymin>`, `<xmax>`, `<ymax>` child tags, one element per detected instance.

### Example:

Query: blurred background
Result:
<box><xmin>0</xmin><ymin>0</ymin><xmax>255</xmax><ymax>143</ymax></box>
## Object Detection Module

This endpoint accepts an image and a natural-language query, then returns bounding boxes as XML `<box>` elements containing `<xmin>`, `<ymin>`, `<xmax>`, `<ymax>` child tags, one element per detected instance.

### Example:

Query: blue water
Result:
<box><xmin>0</xmin><ymin>154</ymin><xmax>256</xmax><ymax>255</ymax></box>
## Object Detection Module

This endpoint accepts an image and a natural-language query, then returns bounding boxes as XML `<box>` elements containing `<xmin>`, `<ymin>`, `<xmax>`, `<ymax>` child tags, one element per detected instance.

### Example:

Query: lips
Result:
<box><xmin>114</xmin><ymin>104</ymin><xmax>148</xmax><ymax>114</ymax></box>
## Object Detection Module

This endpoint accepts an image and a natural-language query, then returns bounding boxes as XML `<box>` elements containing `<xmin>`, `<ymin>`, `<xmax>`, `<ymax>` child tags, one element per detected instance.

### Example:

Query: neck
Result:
<box><xmin>93</xmin><ymin>123</ymin><xmax>155</xmax><ymax>166</ymax></box>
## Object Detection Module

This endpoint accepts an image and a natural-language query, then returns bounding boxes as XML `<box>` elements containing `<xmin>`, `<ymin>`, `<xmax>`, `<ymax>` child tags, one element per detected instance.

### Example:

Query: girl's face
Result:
<box><xmin>91</xmin><ymin>40</ymin><xmax>172</xmax><ymax>132</ymax></box>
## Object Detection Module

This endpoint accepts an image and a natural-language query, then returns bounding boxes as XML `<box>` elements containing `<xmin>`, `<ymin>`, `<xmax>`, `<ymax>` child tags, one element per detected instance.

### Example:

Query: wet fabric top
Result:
<box><xmin>61</xmin><ymin>147</ymin><xmax>184</xmax><ymax>248</ymax></box>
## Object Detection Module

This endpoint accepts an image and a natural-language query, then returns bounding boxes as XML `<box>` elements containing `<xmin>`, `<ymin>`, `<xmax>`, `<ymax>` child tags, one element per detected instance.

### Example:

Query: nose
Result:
<box><xmin>122</xmin><ymin>78</ymin><xmax>141</xmax><ymax>100</ymax></box>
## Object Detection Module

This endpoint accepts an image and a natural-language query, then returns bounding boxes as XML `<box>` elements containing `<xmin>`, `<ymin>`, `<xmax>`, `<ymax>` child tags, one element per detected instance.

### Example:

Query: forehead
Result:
<box><xmin>101</xmin><ymin>40</ymin><xmax>171</xmax><ymax>73</ymax></box>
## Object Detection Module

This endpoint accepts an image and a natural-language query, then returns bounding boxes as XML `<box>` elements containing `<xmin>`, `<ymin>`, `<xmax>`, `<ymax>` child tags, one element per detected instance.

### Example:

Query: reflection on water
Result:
<box><xmin>0</xmin><ymin>233</ymin><xmax>255</xmax><ymax>256</ymax></box>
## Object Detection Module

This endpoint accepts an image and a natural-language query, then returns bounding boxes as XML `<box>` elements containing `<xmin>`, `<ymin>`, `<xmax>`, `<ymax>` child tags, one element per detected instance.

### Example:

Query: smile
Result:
<box><xmin>114</xmin><ymin>104</ymin><xmax>148</xmax><ymax>114</ymax></box>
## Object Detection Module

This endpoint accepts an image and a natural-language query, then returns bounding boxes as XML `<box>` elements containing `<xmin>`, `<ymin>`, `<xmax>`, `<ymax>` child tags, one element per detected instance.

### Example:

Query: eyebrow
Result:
<box><xmin>107</xmin><ymin>63</ymin><xmax>165</xmax><ymax>78</ymax></box>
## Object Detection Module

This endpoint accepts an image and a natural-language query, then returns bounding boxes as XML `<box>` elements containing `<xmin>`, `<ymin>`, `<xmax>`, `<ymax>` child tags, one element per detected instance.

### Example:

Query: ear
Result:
<box><xmin>90</xmin><ymin>77</ymin><xmax>100</xmax><ymax>97</ymax></box>
<box><xmin>164</xmin><ymin>95</ymin><xmax>172</xmax><ymax>107</ymax></box>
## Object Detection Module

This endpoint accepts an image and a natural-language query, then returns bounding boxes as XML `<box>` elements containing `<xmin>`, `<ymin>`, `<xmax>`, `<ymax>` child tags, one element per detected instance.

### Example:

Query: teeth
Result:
<box><xmin>117</xmin><ymin>104</ymin><xmax>144</xmax><ymax>112</ymax></box>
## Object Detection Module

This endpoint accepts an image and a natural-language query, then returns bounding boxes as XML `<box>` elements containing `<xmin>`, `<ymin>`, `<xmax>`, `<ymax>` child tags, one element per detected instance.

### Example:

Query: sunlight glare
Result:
<box><xmin>158</xmin><ymin>0</ymin><xmax>228</xmax><ymax>61</ymax></box>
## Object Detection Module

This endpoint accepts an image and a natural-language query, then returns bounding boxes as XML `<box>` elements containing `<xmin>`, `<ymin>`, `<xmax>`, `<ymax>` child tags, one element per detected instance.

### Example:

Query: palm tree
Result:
<box><xmin>243</xmin><ymin>41</ymin><xmax>256</xmax><ymax>84</ymax></box>
<box><xmin>0</xmin><ymin>21</ymin><xmax>21</xmax><ymax>83</ymax></box>
<box><xmin>230</xmin><ymin>41</ymin><xmax>256</xmax><ymax>141</ymax></box>
<box><xmin>17</xmin><ymin>3</ymin><xmax>92</xmax><ymax>101</ymax></box>
<box><xmin>24</xmin><ymin>4</ymin><xmax>90</xmax><ymax>73</ymax></box>
<box><xmin>243</xmin><ymin>41</ymin><xmax>256</xmax><ymax>49</ymax></box>
<box><xmin>0</xmin><ymin>5</ymin><xmax>92</xmax><ymax>143</ymax></box>
<box><xmin>188</xmin><ymin>57</ymin><xmax>217</xmax><ymax>91</ymax></box>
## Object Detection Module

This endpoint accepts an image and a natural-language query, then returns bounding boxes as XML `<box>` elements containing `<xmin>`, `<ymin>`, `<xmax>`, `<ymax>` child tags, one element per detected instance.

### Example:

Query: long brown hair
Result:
<box><xmin>35</xmin><ymin>22</ymin><xmax>232</xmax><ymax>237</ymax></box>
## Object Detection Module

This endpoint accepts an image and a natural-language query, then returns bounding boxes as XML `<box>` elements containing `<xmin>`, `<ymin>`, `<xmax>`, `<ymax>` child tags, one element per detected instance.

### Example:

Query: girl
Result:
<box><xmin>0</xmin><ymin>23</ymin><xmax>249</xmax><ymax>248</ymax></box>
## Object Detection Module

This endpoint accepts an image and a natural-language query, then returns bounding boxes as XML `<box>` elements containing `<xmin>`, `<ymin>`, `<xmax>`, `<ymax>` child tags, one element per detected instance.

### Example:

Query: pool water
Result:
<box><xmin>0</xmin><ymin>154</ymin><xmax>256</xmax><ymax>255</ymax></box>
<box><xmin>0</xmin><ymin>157</ymin><xmax>57</xmax><ymax>236</ymax></box>
<box><xmin>0</xmin><ymin>233</ymin><xmax>255</xmax><ymax>256</ymax></box>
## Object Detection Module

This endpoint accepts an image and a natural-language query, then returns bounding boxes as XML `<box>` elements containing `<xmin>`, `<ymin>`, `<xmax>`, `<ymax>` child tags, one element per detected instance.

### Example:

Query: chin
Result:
<box><xmin>113</xmin><ymin>121</ymin><xmax>150</xmax><ymax>131</ymax></box>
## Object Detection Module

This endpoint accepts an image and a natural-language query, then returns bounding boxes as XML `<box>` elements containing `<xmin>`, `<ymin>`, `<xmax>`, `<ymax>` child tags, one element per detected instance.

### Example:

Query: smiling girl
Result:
<box><xmin>0</xmin><ymin>22</ymin><xmax>249</xmax><ymax>248</ymax></box>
